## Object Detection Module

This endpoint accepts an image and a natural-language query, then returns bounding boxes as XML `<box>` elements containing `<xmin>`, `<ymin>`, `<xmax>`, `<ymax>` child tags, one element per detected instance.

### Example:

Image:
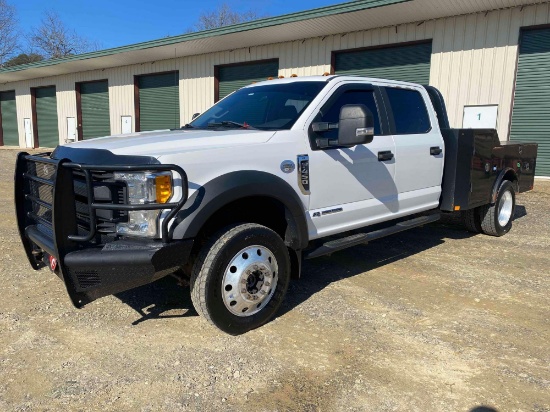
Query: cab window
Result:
<box><xmin>384</xmin><ymin>88</ymin><xmax>431</xmax><ymax>134</ymax></box>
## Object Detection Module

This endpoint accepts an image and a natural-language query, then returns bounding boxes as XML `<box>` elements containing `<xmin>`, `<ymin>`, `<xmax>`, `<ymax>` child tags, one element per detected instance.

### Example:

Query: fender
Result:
<box><xmin>491</xmin><ymin>167</ymin><xmax>518</xmax><ymax>204</ymax></box>
<box><xmin>171</xmin><ymin>171</ymin><xmax>309</xmax><ymax>250</ymax></box>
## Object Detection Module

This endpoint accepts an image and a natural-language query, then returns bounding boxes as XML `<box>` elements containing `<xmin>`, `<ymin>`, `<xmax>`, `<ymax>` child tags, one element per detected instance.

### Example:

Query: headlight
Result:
<box><xmin>114</xmin><ymin>171</ymin><xmax>173</xmax><ymax>237</ymax></box>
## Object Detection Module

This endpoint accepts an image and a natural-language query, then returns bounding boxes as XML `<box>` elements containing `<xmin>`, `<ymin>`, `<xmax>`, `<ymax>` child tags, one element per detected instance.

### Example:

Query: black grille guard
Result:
<box><xmin>15</xmin><ymin>151</ymin><xmax>189</xmax><ymax>278</ymax></box>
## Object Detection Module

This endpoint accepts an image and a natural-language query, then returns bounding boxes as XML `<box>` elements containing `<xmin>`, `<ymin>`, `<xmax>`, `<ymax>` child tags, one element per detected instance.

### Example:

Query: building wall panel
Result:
<box><xmin>2</xmin><ymin>3</ymin><xmax>550</xmax><ymax>147</ymax></box>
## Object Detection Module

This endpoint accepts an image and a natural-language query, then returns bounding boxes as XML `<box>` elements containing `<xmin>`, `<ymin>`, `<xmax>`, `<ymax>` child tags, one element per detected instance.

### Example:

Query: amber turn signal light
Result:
<box><xmin>155</xmin><ymin>175</ymin><xmax>172</xmax><ymax>203</ymax></box>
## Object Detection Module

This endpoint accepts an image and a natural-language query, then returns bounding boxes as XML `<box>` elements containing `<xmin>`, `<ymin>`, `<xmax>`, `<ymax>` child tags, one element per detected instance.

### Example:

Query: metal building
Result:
<box><xmin>0</xmin><ymin>0</ymin><xmax>549</xmax><ymax>176</ymax></box>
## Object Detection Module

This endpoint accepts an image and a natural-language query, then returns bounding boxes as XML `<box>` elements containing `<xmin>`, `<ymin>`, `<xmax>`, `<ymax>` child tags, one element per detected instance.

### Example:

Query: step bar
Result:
<box><xmin>304</xmin><ymin>213</ymin><xmax>441</xmax><ymax>260</ymax></box>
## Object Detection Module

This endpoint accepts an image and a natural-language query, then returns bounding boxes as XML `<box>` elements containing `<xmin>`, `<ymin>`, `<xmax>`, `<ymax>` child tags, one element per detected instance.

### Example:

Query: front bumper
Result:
<box><xmin>26</xmin><ymin>224</ymin><xmax>193</xmax><ymax>306</ymax></box>
<box><xmin>15</xmin><ymin>151</ymin><xmax>190</xmax><ymax>307</ymax></box>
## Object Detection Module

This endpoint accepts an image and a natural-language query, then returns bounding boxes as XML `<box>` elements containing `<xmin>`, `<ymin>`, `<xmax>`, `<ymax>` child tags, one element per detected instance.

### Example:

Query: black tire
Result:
<box><xmin>462</xmin><ymin>207</ymin><xmax>482</xmax><ymax>233</ymax></box>
<box><xmin>190</xmin><ymin>223</ymin><xmax>290</xmax><ymax>335</ymax></box>
<box><xmin>478</xmin><ymin>180</ymin><xmax>516</xmax><ymax>237</ymax></box>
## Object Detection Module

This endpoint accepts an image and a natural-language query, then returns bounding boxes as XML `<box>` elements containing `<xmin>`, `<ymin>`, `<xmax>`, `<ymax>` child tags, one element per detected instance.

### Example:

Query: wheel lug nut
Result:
<box><xmin>265</xmin><ymin>281</ymin><xmax>271</xmax><ymax>287</ymax></box>
<box><xmin>241</xmin><ymin>288</ymin><xmax>247</xmax><ymax>293</ymax></box>
<box><xmin>253</xmin><ymin>265</ymin><xmax>259</xmax><ymax>270</ymax></box>
<box><xmin>259</xmin><ymin>290</ymin><xmax>266</xmax><ymax>295</ymax></box>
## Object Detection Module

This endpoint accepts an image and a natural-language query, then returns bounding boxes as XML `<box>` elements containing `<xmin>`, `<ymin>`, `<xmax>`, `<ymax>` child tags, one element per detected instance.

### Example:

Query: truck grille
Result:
<box><xmin>16</xmin><ymin>152</ymin><xmax>187</xmax><ymax>258</ymax></box>
<box><xmin>71</xmin><ymin>170</ymin><xmax>126</xmax><ymax>238</ymax></box>
<box><xmin>22</xmin><ymin>154</ymin><xmax>126</xmax><ymax>243</ymax></box>
<box><xmin>25</xmin><ymin>159</ymin><xmax>56</xmax><ymax>237</ymax></box>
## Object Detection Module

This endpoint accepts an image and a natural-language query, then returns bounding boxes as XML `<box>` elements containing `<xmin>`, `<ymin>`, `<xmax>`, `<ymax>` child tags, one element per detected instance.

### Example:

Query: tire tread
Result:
<box><xmin>478</xmin><ymin>180</ymin><xmax>515</xmax><ymax>237</ymax></box>
<box><xmin>479</xmin><ymin>203</ymin><xmax>498</xmax><ymax>236</ymax></box>
<box><xmin>462</xmin><ymin>208</ymin><xmax>481</xmax><ymax>233</ymax></box>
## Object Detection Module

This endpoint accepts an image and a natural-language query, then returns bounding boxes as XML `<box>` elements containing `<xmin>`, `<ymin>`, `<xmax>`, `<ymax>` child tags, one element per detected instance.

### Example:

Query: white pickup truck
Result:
<box><xmin>15</xmin><ymin>76</ymin><xmax>538</xmax><ymax>334</ymax></box>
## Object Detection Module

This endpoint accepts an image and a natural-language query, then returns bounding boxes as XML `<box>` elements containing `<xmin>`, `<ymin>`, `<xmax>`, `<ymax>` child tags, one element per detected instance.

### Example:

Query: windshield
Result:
<box><xmin>190</xmin><ymin>81</ymin><xmax>327</xmax><ymax>130</ymax></box>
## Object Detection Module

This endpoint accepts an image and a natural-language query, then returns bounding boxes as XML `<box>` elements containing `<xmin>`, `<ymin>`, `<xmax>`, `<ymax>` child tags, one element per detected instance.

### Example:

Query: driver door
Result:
<box><xmin>307</xmin><ymin>84</ymin><xmax>397</xmax><ymax>239</ymax></box>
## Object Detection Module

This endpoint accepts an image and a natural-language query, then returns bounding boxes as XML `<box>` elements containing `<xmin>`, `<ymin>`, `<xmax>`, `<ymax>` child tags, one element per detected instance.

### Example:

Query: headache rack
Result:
<box><xmin>15</xmin><ymin>152</ymin><xmax>188</xmax><ymax>270</ymax></box>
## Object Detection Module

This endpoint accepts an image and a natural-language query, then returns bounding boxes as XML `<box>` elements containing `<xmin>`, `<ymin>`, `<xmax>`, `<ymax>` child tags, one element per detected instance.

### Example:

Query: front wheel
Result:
<box><xmin>190</xmin><ymin>223</ymin><xmax>290</xmax><ymax>335</ymax></box>
<box><xmin>478</xmin><ymin>180</ymin><xmax>516</xmax><ymax>237</ymax></box>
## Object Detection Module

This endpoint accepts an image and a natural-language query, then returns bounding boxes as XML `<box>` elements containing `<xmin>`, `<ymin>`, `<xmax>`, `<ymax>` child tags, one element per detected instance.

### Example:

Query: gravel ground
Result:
<box><xmin>0</xmin><ymin>149</ymin><xmax>548</xmax><ymax>412</ymax></box>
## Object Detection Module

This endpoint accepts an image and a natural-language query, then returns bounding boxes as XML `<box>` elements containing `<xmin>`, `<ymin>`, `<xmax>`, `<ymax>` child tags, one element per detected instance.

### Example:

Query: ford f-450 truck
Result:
<box><xmin>15</xmin><ymin>76</ymin><xmax>538</xmax><ymax>334</ymax></box>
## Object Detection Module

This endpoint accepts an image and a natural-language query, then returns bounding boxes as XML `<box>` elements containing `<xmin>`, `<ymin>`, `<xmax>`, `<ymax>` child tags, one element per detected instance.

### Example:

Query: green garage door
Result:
<box><xmin>35</xmin><ymin>86</ymin><xmax>59</xmax><ymax>148</ymax></box>
<box><xmin>218</xmin><ymin>60</ymin><xmax>279</xmax><ymax>100</ymax></box>
<box><xmin>334</xmin><ymin>42</ymin><xmax>433</xmax><ymax>84</ymax></box>
<box><xmin>138</xmin><ymin>72</ymin><xmax>180</xmax><ymax>131</ymax></box>
<box><xmin>0</xmin><ymin>91</ymin><xmax>18</xmax><ymax>146</ymax></box>
<box><xmin>510</xmin><ymin>28</ymin><xmax>550</xmax><ymax>176</ymax></box>
<box><xmin>80</xmin><ymin>81</ymin><xmax>110</xmax><ymax>139</ymax></box>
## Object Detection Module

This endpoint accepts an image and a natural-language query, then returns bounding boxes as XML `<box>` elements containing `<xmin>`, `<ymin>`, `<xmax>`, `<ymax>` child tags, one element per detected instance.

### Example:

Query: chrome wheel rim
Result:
<box><xmin>221</xmin><ymin>245</ymin><xmax>278</xmax><ymax>317</ymax></box>
<box><xmin>498</xmin><ymin>190</ymin><xmax>513</xmax><ymax>227</ymax></box>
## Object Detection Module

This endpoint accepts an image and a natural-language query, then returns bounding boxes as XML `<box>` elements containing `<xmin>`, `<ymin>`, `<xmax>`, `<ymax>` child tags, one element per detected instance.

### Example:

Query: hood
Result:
<box><xmin>60</xmin><ymin>128</ymin><xmax>276</xmax><ymax>158</ymax></box>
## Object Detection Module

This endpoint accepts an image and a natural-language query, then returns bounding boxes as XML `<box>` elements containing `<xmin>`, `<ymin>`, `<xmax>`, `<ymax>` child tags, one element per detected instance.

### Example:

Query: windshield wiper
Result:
<box><xmin>207</xmin><ymin>121</ymin><xmax>257</xmax><ymax>130</ymax></box>
<box><xmin>171</xmin><ymin>124</ymin><xmax>196</xmax><ymax>130</ymax></box>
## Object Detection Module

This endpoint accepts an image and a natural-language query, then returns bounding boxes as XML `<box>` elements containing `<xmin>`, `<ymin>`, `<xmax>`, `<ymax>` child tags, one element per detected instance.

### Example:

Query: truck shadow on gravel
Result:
<box><xmin>279</xmin><ymin>219</ymin><xmax>474</xmax><ymax>316</ymax></box>
<box><xmin>279</xmin><ymin>205</ymin><xmax>527</xmax><ymax>317</ymax></box>
<box><xmin>113</xmin><ymin>207</ymin><xmax>526</xmax><ymax>325</ymax></box>
<box><xmin>115</xmin><ymin>276</ymin><xmax>197</xmax><ymax>325</ymax></box>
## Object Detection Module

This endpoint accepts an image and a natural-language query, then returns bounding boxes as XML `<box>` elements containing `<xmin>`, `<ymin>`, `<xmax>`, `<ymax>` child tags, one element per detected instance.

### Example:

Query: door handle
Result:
<box><xmin>430</xmin><ymin>146</ymin><xmax>443</xmax><ymax>156</ymax></box>
<box><xmin>378</xmin><ymin>151</ymin><xmax>394</xmax><ymax>161</ymax></box>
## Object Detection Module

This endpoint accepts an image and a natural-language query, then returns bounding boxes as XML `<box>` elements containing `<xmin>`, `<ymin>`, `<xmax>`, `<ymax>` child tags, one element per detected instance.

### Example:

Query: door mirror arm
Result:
<box><xmin>316</xmin><ymin>137</ymin><xmax>343</xmax><ymax>149</ymax></box>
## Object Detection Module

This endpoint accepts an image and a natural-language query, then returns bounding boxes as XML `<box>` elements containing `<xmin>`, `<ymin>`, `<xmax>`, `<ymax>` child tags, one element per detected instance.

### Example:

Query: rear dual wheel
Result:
<box><xmin>190</xmin><ymin>223</ymin><xmax>290</xmax><ymax>335</ymax></box>
<box><xmin>478</xmin><ymin>180</ymin><xmax>516</xmax><ymax>237</ymax></box>
<box><xmin>462</xmin><ymin>180</ymin><xmax>516</xmax><ymax>237</ymax></box>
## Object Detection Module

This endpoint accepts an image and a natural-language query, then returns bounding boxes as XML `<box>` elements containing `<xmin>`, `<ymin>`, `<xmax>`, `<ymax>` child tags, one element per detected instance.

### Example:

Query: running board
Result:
<box><xmin>304</xmin><ymin>213</ymin><xmax>440</xmax><ymax>260</ymax></box>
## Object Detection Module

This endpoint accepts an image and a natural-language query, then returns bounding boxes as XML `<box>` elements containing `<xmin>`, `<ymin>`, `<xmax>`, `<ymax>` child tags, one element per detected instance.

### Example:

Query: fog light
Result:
<box><xmin>116</xmin><ymin>210</ymin><xmax>160</xmax><ymax>237</ymax></box>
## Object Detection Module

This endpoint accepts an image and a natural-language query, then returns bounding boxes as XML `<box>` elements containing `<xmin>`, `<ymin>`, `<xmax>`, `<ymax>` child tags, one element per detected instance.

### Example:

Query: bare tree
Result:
<box><xmin>190</xmin><ymin>3</ymin><xmax>266</xmax><ymax>31</ymax></box>
<box><xmin>30</xmin><ymin>11</ymin><xmax>98</xmax><ymax>59</ymax></box>
<box><xmin>0</xmin><ymin>0</ymin><xmax>18</xmax><ymax>65</ymax></box>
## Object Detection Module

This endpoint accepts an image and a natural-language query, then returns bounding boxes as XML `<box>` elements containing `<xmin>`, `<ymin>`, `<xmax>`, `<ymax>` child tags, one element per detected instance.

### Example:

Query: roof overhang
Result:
<box><xmin>0</xmin><ymin>0</ymin><xmax>545</xmax><ymax>83</ymax></box>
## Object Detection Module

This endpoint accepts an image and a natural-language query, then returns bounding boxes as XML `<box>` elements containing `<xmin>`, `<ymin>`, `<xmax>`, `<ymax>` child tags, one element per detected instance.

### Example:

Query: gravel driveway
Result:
<box><xmin>1</xmin><ymin>149</ymin><xmax>548</xmax><ymax>411</ymax></box>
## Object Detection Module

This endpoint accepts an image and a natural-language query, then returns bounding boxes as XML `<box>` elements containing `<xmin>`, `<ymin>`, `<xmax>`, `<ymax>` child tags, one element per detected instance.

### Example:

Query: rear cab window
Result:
<box><xmin>383</xmin><ymin>87</ymin><xmax>431</xmax><ymax>134</ymax></box>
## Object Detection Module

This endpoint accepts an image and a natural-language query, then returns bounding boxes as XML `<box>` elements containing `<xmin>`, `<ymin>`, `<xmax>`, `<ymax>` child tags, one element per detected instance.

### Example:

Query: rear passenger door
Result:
<box><xmin>381</xmin><ymin>86</ymin><xmax>444</xmax><ymax>213</ymax></box>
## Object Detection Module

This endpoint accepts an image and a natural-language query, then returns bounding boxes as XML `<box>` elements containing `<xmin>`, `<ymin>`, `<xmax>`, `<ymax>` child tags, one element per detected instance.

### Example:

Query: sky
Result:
<box><xmin>15</xmin><ymin>0</ymin><xmax>345</xmax><ymax>51</ymax></box>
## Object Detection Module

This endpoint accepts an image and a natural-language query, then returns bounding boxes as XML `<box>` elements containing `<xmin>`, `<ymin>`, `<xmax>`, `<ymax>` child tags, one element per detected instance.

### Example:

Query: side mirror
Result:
<box><xmin>337</xmin><ymin>104</ymin><xmax>374</xmax><ymax>147</ymax></box>
<box><xmin>191</xmin><ymin>113</ymin><xmax>200</xmax><ymax>120</ymax></box>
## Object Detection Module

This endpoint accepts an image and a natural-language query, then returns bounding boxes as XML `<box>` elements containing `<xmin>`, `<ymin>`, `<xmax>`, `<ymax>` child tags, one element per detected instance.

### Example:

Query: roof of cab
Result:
<box><xmin>244</xmin><ymin>75</ymin><xmax>421</xmax><ymax>88</ymax></box>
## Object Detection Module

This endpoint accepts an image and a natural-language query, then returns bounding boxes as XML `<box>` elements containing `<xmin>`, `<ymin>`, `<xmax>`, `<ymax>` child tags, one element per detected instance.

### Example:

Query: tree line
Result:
<box><xmin>0</xmin><ymin>1</ymin><xmax>99</xmax><ymax>68</ymax></box>
<box><xmin>0</xmin><ymin>1</ymin><xmax>265</xmax><ymax>69</ymax></box>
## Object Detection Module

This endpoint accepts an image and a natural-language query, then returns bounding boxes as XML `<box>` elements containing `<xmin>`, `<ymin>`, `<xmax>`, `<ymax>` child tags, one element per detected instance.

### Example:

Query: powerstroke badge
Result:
<box><xmin>297</xmin><ymin>154</ymin><xmax>310</xmax><ymax>194</ymax></box>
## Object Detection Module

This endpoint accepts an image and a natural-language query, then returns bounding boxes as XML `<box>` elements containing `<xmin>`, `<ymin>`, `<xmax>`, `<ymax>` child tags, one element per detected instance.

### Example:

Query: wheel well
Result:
<box><xmin>492</xmin><ymin>169</ymin><xmax>519</xmax><ymax>204</ymax></box>
<box><xmin>196</xmin><ymin>196</ymin><xmax>289</xmax><ymax>244</ymax></box>
<box><xmin>180</xmin><ymin>196</ymin><xmax>303</xmax><ymax>277</ymax></box>
<box><xmin>503</xmin><ymin>169</ymin><xmax>518</xmax><ymax>184</ymax></box>
<box><xmin>502</xmin><ymin>169</ymin><xmax>519</xmax><ymax>193</ymax></box>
